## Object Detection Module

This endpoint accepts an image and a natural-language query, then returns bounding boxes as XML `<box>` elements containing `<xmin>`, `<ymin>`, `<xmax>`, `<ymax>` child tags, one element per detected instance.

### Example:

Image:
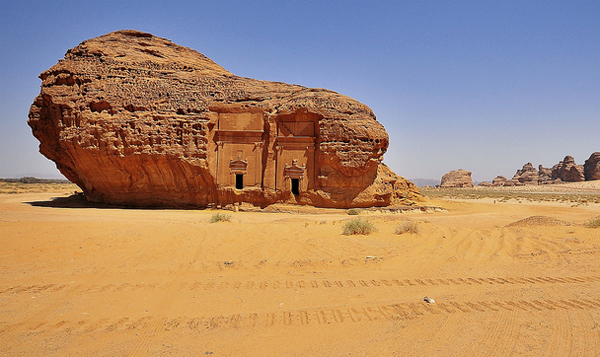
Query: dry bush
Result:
<box><xmin>395</xmin><ymin>221</ymin><xmax>420</xmax><ymax>235</ymax></box>
<box><xmin>585</xmin><ymin>216</ymin><xmax>600</xmax><ymax>228</ymax></box>
<box><xmin>210</xmin><ymin>212</ymin><xmax>232</xmax><ymax>223</ymax></box>
<box><xmin>347</xmin><ymin>208</ymin><xmax>359</xmax><ymax>215</ymax></box>
<box><xmin>343</xmin><ymin>218</ymin><xmax>377</xmax><ymax>235</ymax></box>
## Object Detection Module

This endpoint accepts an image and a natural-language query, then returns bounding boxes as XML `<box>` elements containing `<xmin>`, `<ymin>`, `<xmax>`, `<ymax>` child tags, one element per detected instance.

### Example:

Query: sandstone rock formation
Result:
<box><xmin>491</xmin><ymin>175</ymin><xmax>507</xmax><ymax>186</ymax></box>
<box><xmin>584</xmin><ymin>152</ymin><xmax>600</xmax><ymax>181</ymax></box>
<box><xmin>440</xmin><ymin>169</ymin><xmax>474</xmax><ymax>188</ymax></box>
<box><xmin>502</xmin><ymin>179</ymin><xmax>523</xmax><ymax>187</ymax></box>
<box><xmin>490</xmin><ymin>154</ymin><xmax>596</xmax><ymax>186</ymax></box>
<box><xmin>28</xmin><ymin>30</ymin><xmax>420</xmax><ymax>208</ymax></box>
<box><xmin>551</xmin><ymin>156</ymin><xmax>584</xmax><ymax>182</ymax></box>
<box><xmin>538</xmin><ymin>165</ymin><xmax>553</xmax><ymax>184</ymax></box>
<box><xmin>512</xmin><ymin>163</ymin><xmax>539</xmax><ymax>185</ymax></box>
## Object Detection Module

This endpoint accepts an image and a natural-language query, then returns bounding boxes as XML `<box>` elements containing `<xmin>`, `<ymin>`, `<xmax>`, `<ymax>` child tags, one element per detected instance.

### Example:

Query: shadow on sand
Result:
<box><xmin>26</xmin><ymin>193</ymin><xmax>126</xmax><ymax>209</ymax></box>
<box><xmin>25</xmin><ymin>194</ymin><xmax>181</xmax><ymax>210</ymax></box>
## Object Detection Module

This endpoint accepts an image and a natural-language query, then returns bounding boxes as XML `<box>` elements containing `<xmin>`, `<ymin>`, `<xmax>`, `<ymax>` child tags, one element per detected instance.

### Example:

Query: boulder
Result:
<box><xmin>440</xmin><ymin>169</ymin><xmax>474</xmax><ymax>188</ymax></box>
<box><xmin>551</xmin><ymin>156</ymin><xmax>584</xmax><ymax>182</ymax></box>
<box><xmin>584</xmin><ymin>152</ymin><xmax>600</xmax><ymax>181</ymax></box>
<box><xmin>28</xmin><ymin>30</ymin><xmax>421</xmax><ymax>208</ymax></box>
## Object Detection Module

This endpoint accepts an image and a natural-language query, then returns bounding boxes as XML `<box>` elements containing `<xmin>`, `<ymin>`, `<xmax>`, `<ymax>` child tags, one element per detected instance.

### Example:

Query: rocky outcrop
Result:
<box><xmin>538</xmin><ymin>165</ymin><xmax>553</xmax><ymax>184</ymax></box>
<box><xmin>491</xmin><ymin>175</ymin><xmax>507</xmax><ymax>186</ymax></box>
<box><xmin>440</xmin><ymin>169</ymin><xmax>474</xmax><ymax>188</ymax></box>
<box><xmin>584</xmin><ymin>152</ymin><xmax>600</xmax><ymax>181</ymax></box>
<box><xmin>512</xmin><ymin>163</ymin><xmax>539</xmax><ymax>185</ymax></box>
<box><xmin>489</xmin><ymin>154</ymin><xmax>597</xmax><ymax>186</ymax></box>
<box><xmin>551</xmin><ymin>156</ymin><xmax>584</xmax><ymax>182</ymax></box>
<box><xmin>28</xmin><ymin>30</ymin><xmax>421</xmax><ymax>208</ymax></box>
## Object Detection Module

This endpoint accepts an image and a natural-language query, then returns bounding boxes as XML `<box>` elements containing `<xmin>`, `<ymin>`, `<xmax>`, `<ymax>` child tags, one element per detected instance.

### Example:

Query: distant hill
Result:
<box><xmin>410</xmin><ymin>178</ymin><xmax>440</xmax><ymax>187</ymax></box>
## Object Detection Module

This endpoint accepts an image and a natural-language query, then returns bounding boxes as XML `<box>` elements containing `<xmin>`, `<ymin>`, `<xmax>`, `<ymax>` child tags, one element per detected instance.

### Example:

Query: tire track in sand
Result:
<box><xmin>2</xmin><ymin>274</ymin><xmax>598</xmax><ymax>297</ymax></box>
<box><xmin>6</xmin><ymin>297</ymin><xmax>600</xmax><ymax>335</ymax></box>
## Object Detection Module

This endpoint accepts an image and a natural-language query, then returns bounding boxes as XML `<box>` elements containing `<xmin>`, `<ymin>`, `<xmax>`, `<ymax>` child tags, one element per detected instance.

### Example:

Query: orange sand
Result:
<box><xmin>1</xmin><ymin>190</ymin><xmax>600</xmax><ymax>356</ymax></box>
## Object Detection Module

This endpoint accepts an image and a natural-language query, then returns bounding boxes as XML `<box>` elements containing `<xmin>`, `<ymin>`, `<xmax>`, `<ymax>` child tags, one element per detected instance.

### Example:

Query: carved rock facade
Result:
<box><xmin>28</xmin><ymin>30</ymin><xmax>420</xmax><ymax>208</ymax></box>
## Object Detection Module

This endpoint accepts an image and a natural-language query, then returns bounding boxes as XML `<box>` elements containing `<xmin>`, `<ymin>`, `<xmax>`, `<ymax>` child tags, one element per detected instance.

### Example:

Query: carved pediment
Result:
<box><xmin>284</xmin><ymin>159</ymin><xmax>305</xmax><ymax>179</ymax></box>
<box><xmin>230</xmin><ymin>157</ymin><xmax>248</xmax><ymax>173</ymax></box>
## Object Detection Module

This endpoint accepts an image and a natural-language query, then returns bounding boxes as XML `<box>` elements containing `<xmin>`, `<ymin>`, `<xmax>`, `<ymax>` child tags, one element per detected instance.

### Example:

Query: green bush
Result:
<box><xmin>585</xmin><ymin>216</ymin><xmax>600</xmax><ymax>228</ymax></box>
<box><xmin>210</xmin><ymin>212</ymin><xmax>232</xmax><ymax>223</ymax></box>
<box><xmin>395</xmin><ymin>221</ymin><xmax>420</xmax><ymax>235</ymax></box>
<box><xmin>342</xmin><ymin>218</ymin><xmax>377</xmax><ymax>235</ymax></box>
<box><xmin>347</xmin><ymin>208</ymin><xmax>359</xmax><ymax>215</ymax></box>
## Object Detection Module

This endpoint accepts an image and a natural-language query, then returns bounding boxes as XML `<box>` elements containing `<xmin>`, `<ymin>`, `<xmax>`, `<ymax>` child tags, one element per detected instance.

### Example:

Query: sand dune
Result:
<box><xmin>1</xmin><ymin>190</ymin><xmax>600</xmax><ymax>356</ymax></box>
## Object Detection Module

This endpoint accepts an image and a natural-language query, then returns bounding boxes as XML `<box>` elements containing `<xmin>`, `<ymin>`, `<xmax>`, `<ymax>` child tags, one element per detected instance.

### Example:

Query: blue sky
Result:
<box><xmin>1</xmin><ymin>1</ymin><xmax>599</xmax><ymax>182</ymax></box>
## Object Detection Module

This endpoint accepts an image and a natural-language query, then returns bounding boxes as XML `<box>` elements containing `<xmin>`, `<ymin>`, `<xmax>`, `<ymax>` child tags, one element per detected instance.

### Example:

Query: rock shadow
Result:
<box><xmin>25</xmin><ymin>193</ymin><xmax>181</xmax><ymax>210</ymax></box>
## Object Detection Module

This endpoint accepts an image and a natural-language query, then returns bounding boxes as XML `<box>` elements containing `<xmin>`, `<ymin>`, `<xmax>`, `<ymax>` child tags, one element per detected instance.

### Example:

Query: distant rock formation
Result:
<box><xmin>28</xmin><ymin>30</ymin><xmax>421</xmax><ymax>208</ymax></box>
<box><xmin>584</xmin><ymin>152</ymin><xmax>600</xmax><ymax>181</ymax></box>
<box><xmin>440</xmin><ymin>169</ymin><xmax>474</xmax><ymax>188</ymax></box>
<box><xmin>538</xmin><ymin>165</ymin><xmax>553</xmax><ymax>183</ymax></box>
<box><xmin>551</xmin><ymin>156</ymin><xmax>584</xmax><ymax>182</ymax></box>
<box><xmin>491</xmin><ymin>176</ymin><xmax>507</xmax><ymax>186</ymax></box>
<box><xmin>512</xmin><ymin>162</ymin><xmax>539</xmax><ymax>185</ymax></box>
<box><xmin>487</xmin><ymin>154</ymin><xmax>598</xmax><ymax>187</ymax></box>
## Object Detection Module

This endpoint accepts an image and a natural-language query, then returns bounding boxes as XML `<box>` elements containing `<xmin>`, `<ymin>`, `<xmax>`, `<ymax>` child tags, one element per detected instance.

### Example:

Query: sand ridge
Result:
<box><xmin>1</xmin><ymin>189</ymin><xmax>600</xmax><ymax>356</ymax></box>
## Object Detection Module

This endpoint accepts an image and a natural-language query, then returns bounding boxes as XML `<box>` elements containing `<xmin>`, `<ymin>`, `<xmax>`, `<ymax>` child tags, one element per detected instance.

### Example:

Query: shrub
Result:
<box><xmin>347</xmin><ymin>208</ymin><xmax>359</xmax><ymax>215</ymax></box>
<box><xmin>343</xmin><ymin>218</ymin><xmax>377</xmax><ymax>235</ymax></box>
<box><xmin>210</xmin><ymin>212</ymin><xmax>232</xmax><ymax>223</ymax></box>
<box><xmin>395</xmin><ymin>221</ymin><xmax>420</xmax><ymax>235</ymax></box>
<box><xmin>585</xmin><ymin>216</ymin><xmax>600</xmax><ymax>228</ymax></box>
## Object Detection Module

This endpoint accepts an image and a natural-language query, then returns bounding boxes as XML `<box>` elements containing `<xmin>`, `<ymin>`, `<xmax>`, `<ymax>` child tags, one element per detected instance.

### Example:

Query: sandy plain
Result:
<box><xmin>1</xmin><ymin>183</ymin><xmax>600</xmax><ymax>356</ymax></box>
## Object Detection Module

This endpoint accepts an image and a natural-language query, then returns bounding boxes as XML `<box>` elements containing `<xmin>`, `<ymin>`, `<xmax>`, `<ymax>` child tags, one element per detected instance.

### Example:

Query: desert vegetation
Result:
<box><xmin>210</xmin><ymin>212</ymin><xmax>232</xmax><ymax>223</ymax></box>
<box><xmin>585</xmin><ymin>216</ymin><xmax>600</xmax><ymax>228</ymax></box>
<box><xmin>0</xmin><ymin>177</ymin><xmax>78</xmax><ymax>194</ymax></box>
<box><xmin>395</xmin><ymin>221</ymin><xmax>420</xmax><ymax>235</ymax></box>
<box><xmin>342</xmin><ymin>218</ymin><xmax>377</xmax><ymax>235</ymax></box>
<box><xmin>420</xmin><ymin>186</ymin><xmax>600</xmax><ymax>205</ymax></box>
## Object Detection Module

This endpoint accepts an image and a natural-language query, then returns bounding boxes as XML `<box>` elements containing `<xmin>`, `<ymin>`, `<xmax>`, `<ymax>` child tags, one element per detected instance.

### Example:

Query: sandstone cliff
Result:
<box><xmin>29</xmin><ymin>30</ymin><xmax>420</xmax><ymax>208</ymax></box>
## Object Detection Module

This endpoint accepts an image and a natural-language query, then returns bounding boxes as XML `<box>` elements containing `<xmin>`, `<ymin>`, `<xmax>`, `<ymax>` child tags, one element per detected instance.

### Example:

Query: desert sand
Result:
<box><xmin>2</xmin><ymin>185</ymin><xmax>600</xmax><ymax>356</ymax></box>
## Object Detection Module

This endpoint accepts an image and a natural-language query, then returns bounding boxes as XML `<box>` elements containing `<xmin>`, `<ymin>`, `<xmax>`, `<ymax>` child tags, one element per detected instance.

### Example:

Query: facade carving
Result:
<box><xmin>210</xmin><ymin>110</ymin><xmax>318</xmax><ymax>199</ymax></box>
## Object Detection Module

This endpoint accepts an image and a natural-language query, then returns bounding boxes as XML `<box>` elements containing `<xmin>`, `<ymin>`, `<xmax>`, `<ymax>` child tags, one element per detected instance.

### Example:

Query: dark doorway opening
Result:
<box><xmin>236</xmin><ymin>174</ymin><xmax>243</xmax><ymax>190</ymax></box>
<box><xmin>291</xmin><ymin>178</ymin><xmax>300</xmax><ymax>195</ymax></box>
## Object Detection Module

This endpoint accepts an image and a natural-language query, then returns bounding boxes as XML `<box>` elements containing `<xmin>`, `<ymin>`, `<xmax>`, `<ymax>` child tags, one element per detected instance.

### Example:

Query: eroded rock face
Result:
<box><xmin>551</xmin><ymin>156</ymin><xmax>584</xmax><ymax>183</ymax></box>
<box><xmin>583</xmin><ymin>152</ymin><xmax>600</xmax><ymax>181</ymax></box>
<box><xmin>440</xmin><ymin>169</ymin><xmax>474</xmax><ymax>188</ymax></box>
<box><xmin>28</xmin><ymin>30</ymin><xmax>420</xmax><ymax>208</ymax></box>
<box><xmin>491</xmin><ymin>175</ymin><xmax>507</xmax><ymax>186</ymax></box>
<box><xmin>584</xmin><ymin>152</ymin><xmax>600</xmax><ymax>181</ymax></box>
<box><xmin>512</xmin><ymin>162</ymin><xmax>539</xmax><ymax>185</ymax></box>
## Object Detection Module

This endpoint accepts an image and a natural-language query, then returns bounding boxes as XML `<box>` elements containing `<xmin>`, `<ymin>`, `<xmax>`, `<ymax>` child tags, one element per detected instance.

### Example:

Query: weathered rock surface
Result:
<box><xmin>538</xmin><ymin>165</ymin><xmax>554</xmax><ymax>184</ymax></box>
<box><xmin>551</xmin><ymin>156</ymin><xmax>584</xmax><ymax>183</ymax></box>
<box><xmin>440</xmin><ymin>169</ymin><xmax>474</xmax><ymax>188</ymax></box>
<box><xmin>512</xmin><ymin>162</ymin><xmax>539</xmax><ymax>185</ymax></box>
<box><xmin>584</xmin><ymin>152</ymin><xmax>600</xmax><ymax>181</ymax></box>
<box><xmin>28</xmin><ymin>30</ymin><xmax>421</xmax><ymax>208</ymax></box>
<box><xmin>491</xmin><ymin>175</ymin><xmax>507</xmax><ymax>186</ymax></box>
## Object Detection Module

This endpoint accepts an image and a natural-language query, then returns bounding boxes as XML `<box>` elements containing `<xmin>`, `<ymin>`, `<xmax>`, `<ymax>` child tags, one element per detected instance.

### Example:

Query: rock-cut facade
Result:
<box><xmin>29</xmin><ymin>30</ymin><xmax>420</xmax><ymax>208</ymax></box>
